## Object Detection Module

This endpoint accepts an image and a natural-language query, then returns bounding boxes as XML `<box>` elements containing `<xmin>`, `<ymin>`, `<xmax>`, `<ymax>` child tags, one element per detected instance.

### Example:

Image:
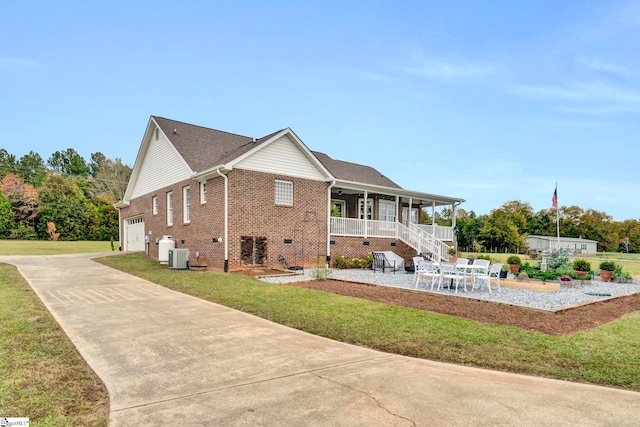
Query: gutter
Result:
<box><xmin>216</xmin><ymin>168</ymin><xmax>229</xmax><ymax>272</ymax></box>
<box><xmin>327</xmin><ymin>180</ymin><xmax>335</xmax><ymax>267</ymax></box>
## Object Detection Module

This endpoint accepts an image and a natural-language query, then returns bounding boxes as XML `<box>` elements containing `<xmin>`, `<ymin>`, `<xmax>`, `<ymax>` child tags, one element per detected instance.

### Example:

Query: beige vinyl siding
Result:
<box><xmin>235</xmin><ymin>135</ymin><xmax>326</xmax><ymax>180</ymax></box>
<box><xmin>131</xmin><ymin>129</ymin><xmax>192</xmax><ymax>199</ymax></box>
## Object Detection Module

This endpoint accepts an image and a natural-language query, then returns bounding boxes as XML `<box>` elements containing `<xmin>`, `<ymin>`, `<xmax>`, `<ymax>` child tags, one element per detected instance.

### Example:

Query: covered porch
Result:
<box><xmin>327</xmin><ymin>181</ymin><xmax>465</xmax><ymax>262</ymax></box>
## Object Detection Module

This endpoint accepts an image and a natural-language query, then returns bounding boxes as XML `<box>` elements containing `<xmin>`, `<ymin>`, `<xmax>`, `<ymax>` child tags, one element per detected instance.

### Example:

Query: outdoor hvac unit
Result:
<box><xmin>168</xmin><ymin>248</ymin><xmax>190</xmax><ymax>270</ymax></box>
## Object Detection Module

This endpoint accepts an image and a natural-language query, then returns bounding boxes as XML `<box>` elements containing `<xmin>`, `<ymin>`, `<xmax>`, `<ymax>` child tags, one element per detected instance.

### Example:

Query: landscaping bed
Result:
<box><xmin>280</xmin><ymin>278</ymin><xmax>640</xmax><ymax>335</ymax></box>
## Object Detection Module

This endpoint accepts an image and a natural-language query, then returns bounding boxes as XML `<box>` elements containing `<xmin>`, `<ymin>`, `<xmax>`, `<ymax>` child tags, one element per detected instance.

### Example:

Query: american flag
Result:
<box><xmin>552</xmin><ymin>186</ymin><xmax>558</xmax><ymax>209</ymax></box>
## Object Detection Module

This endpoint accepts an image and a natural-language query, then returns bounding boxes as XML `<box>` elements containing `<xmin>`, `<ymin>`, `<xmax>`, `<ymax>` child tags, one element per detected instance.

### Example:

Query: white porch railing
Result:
<box><xmin>330</xmin><ymin>218</ymin><xmax>453</xmax><ymax>262</ymax></box>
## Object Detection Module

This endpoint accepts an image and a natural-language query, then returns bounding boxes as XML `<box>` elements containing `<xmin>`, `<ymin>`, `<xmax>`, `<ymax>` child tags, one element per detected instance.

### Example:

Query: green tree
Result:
<box><xmin>17</xmin><ymin>151</ymin><xmax>48</xmax><ymax>187</ymax></box>
<box><xmin>88</xmin><ymin>152</ymin><xmax>107</xmax><ymax>177</ymax></box>
<box><xmin>47</xmin><ymin>148</ymin><xmax>89</xmax><ymax>177</ymax></box>
<box><xmin>0</xmin><ymin>191</ymin><xmax>14</xmax><ymax>238</ymax></box>
<box><xmin>90</xmin><ymin>156</ymin><xmax>131</xmax><ymax>204</ymax></box>
<box><xmin>500</xmin><ymin>200</ymin><xmax>534</xmax><ymax>235</ymax></box>
<box><xmin>0</xmin><ymin>148</ymin><xmax>17</xmax><ymax>178</ymax></box>
<box><xmin>1</xmin><ymin>172</ymin><xmax>38</xmax><ymax>232</ymax></box>
<box><xmin>36</xmin><ymin>175</ymin><xmax>99</xmax><ymax>240</ymax></box>
<box><xmin>478</xmin><ymin>209</ymin><xmax>527</xmax><ymax>253</ymax></box>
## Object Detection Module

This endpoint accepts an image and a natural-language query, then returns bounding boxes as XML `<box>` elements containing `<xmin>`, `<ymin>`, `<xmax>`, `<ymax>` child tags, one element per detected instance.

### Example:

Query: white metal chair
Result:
<box><xmin>416</xmin><ymin>260</ymin><xmax>438</xmax><ymax>289</ymax></box>
<box><xmin>474</xmin><ymin>263</ymin><xmax>503</xmax><ymax>293</ymax></box>
<box><xmin>438</xmin><ymin>262</ymin><xmax>466</xmax><ymax>294</ymax></box>
<box><xmin>412</xmin><ymin>256</ymin><xmax>424</xmax><ymax>284</ymax></box>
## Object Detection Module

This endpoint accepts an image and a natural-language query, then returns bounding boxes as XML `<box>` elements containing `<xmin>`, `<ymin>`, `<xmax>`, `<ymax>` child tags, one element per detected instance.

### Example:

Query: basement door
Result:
<box><xmin>240</xmin><ymin>236</ymin><xmax>267</xmax><ymax>267</ymax></box>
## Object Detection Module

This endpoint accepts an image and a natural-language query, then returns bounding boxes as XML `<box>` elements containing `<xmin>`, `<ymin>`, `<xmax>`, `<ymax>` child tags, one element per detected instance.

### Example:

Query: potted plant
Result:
<box><xmin>599</xmin><ymin>261</ymin><xmax>616</xmax><ymax>282</ymax></box>
<box><xmin>447</xmin><ymin>246</ymin><xmax>457</xmax><ymax>262</ymax></box>
<box><xmin>572</xmin><ymin>259</ymin><xmax>591</xmax><ymax>277</ymax></box>
<box><xmin>506</xmin><ymin>255</ymin><xmax>521</xmax><ymax>273</ymax></box>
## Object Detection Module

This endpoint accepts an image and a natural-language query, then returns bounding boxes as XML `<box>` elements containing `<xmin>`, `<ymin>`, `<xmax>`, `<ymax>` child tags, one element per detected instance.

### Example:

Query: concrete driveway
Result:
<box><xmin>3</xmin><ymin>253</ymin><xmax>639</xmax><ymax>426</ymax></box>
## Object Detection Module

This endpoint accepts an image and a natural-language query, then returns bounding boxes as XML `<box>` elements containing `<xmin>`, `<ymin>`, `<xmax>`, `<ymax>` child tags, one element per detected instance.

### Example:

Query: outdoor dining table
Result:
<box><xmin>456</xmin><ymin>263</ymin><xmax>488</xmax><ymax>285</ymax></box>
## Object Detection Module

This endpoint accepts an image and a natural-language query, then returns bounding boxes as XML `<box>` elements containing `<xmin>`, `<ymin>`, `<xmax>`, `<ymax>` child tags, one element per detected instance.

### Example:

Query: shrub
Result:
<box><xmin>599</xmin><ymin>261</ymin><xmax>616</xmax><ymax>271</ymax></box>
<box><xmin>547</xmin><ymin>250</ymin><xmax>570</xmax><ymax>269</ymax></box>
<box><xmin>334</xmin><ymin>254</ymin><xmax>372</xmax><ymax>269</ymax></box>
<box><xmin>506</xmin><ymin>255</ymin><xmax>521</xmax><ymax>265</ymax></box>
<box><xmin>448</xmin><ymin>246</ymin><xmax>457</xmax><ymax>256</ymax></box>
<box><xmin>572</xmin><ymin>259</ymin><xmax>591</xmax><ymax>272</ymax></box>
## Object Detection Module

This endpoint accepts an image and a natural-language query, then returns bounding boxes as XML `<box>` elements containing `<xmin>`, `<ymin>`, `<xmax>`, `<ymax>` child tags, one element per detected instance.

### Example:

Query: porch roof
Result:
<box><xmin>332</xmin><ymin>179</ymin><xmax>465</xmax><ymax>207</ymax></box>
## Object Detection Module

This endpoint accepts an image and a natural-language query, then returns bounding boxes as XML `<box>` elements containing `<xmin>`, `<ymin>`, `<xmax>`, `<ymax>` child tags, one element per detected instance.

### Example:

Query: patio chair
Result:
<box><xmin>412</xmin><ymin>256</ymin><xmax>424</xmax><ymax>284</ymax></box>
<box><xmin>372</xmin><ymin>252</ymin><xmax>396</xmax><ymax>273</ymax></box>
<box><xmin>415</xmin><ymin>260</ymin><xmax>438</xmax><ymax>290</ymax></box>
<box><xmin>474</xmin><ymin>263</ymin><xmax>503</xmax><ymax>293</ymax></box>
<box><xmin>438</xmin><ymin>261</ymin><xmax>466</xmax><ymax>294</ymax></box>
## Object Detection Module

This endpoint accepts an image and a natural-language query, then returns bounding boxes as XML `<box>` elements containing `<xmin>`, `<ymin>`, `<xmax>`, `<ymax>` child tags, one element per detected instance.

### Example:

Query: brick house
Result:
<box><xmin>116</xmin><ymin>116</ymin><xmax>465</xmax><ymax>271</ymax></box>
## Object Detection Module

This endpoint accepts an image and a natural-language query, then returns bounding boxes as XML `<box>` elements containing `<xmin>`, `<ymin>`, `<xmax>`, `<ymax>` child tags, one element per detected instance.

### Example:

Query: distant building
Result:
<box><xmin>526</xmin><ymin>235</ymin><xmax>598</xmax><ymax>255</ymax></box>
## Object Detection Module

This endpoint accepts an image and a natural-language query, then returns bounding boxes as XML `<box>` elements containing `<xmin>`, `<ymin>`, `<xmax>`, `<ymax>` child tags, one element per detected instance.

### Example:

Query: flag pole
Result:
<box><xmin>555</xmin><ymin>183</ymin><xmax>560</xmax><ymax>250</ymax></box>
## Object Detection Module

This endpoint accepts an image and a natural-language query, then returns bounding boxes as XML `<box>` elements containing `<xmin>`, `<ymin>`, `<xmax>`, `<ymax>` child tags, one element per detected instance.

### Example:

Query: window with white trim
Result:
<box><xmin>167</xmin><ymin>191</ymin><xmax>173</xmax><ymax>226</ymax></box>
<box><xmin>200</xmin><ymin>181</ymin><xmax>207</xmax><ymax>204</ymax></box>
<box><xmin>183</xmin><ymin>186</ymin><xmax>191</xmax><ymax>223</ymax></box>
<box><xmin>275</xmin><ymin>180</ymin><xmax>293</xmax><ymax>206</ymax></box>
<box><xmin>359</xmin><ymin>199</ymin><xmax>372</xmax><ymax>220</ymax></box>
<box><xmin>152</xmin><ymin>196</ymin><xmax>158</xmax><ymax>215</ymax></box>
<box><xmin>378</xmin><ymin>200</ymin><xmax>397</xmax><ymax>222</ymax></box>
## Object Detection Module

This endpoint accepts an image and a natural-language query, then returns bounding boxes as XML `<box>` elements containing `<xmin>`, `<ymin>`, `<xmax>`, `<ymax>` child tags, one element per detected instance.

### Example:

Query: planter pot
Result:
<box><xmin>574</xmin><ymin>270</ymin><xmax>588</xmax><ymax>277</ymax></box>
<box><xmin>509</xmin><ymin>263</ymin><xmax>520</xmax><ymax>274</ymax></box>
<box><xmin>499</xmin><ymin>270</ymin><xmax>508</xmax><ymax>279</ymax></box>
<box><xmin>600</xmin><ymin>270</ymin><xmax>614</xmax><ymax>282</ymax></box>
<box><xmin>449</xmin><ymin>256</ymin><xmax>457</xmax><ymax>263</ymax></box>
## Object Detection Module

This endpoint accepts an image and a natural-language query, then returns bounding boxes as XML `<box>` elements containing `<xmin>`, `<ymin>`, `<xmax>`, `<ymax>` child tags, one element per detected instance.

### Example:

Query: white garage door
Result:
<box><xmin>125</xmin><ymin>216</ymin><xmax>145</xmax><ymax>252</ymax></box>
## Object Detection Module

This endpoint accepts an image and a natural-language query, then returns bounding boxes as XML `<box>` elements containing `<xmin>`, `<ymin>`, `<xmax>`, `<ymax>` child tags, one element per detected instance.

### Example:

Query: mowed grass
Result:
<box><xmin>0</xmin><ymin>263</ymin><xmax>109</xmax><ymax>426</ymax></box>
<box><xmin>97</xmin><ymin>253</ymin><xmax>640</xmax><ymax>391</ymax></box>
<box><xmin>0</xmin><ymin>240</ymin><xmax>113</xmax><ymax>256</ymax></box>
<box><xmin>467</xmin><ymin>252</ymin><xmax>640</xmax><ymax>276</ymax></box>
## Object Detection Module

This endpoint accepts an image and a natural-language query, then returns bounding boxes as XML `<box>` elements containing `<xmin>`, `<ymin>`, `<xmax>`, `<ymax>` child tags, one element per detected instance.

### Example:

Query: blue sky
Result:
<box><xmin>2</xmin><ymin>1</ymin><xmax>639</xmax><ymax>220</ymax></box>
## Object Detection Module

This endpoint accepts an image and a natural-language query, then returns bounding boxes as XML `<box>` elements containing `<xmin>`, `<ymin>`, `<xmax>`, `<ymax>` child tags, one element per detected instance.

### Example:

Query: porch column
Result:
<box><xmin>431</xmin><ymin>201</ymin><xmax>436</xmax><ymax>225</ymax></box>
<box><xmin>408</xmin><ymin>197</ymin><xmax>413</xmax><ymax>225</ymax></box>
<box><xmin>364</xmin><ymin>190</ymin><xmax>368</xmax><ymax>238</ymax></box>
<box><xmin>452</xmin><ymin>203</ymin><xmax>457</xmax><ymax>229</ymax></box>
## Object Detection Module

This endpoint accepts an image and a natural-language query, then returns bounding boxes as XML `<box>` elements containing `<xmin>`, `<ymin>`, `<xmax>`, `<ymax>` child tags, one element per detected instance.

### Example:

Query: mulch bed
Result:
<box><xmin>233</xmin><ymin>269</ymin><xmax>640</xmax><ymax>335</ymax></box>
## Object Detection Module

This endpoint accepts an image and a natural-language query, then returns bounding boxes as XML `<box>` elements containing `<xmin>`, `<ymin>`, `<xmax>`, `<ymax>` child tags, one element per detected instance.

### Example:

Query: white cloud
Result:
<box><xmin>510</xmin><ymin>80</ymin><xmax>640</xmax><ymax>114</ymax></box>
<box><xmin>578</xmin><ymin>58</ymin><xmax>633</xmax><ymax>77</ymax></box>
<box><xmin>403</xmin><ymin>59</ymin><xmax>497</xmax><ymax>83</ymax></box>
<box><xmin>0</xmin><ymin>55</ymin><xmax>41</xmax><ymax>70</ymax></box>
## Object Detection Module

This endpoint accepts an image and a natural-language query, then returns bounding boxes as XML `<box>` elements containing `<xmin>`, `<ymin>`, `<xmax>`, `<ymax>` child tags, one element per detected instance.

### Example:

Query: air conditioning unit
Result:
<box><xmin>168</xmin><ymin>248</ymin><xmax>190</xmax><ymax>270</ymax></box>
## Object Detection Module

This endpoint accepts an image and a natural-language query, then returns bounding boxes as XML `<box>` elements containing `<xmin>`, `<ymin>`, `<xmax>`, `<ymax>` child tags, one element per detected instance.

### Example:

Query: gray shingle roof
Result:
<box><xmin>153</xmin><ymin>116</ymin><xmax>284</xmax><ymax>172</ymax></box>
<box><xmin>312</xmin><ymin>151</ymin><xmax>402</xmax><ymax>189</ymax></box>
<box><xmin>153</xmin><ymin>116</ymin><xmax>401</xmax><ymax>189</ymax></box>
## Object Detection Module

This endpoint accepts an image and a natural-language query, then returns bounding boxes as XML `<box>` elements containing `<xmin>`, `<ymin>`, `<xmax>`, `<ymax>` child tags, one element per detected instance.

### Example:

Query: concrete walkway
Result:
<box><xmin>3</xmin><ymin>253</ymin><xmax>640</xmax><ymax>426</ymax></box>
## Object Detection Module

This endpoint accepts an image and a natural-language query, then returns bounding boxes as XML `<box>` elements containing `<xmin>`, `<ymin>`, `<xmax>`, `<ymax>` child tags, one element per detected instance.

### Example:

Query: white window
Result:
<box><xmin>402</xmin><ymin>207</ymin><xmax>419</xmax><ymax>226</ymax></box>
<box><xmin>152</xmin><ymin>196</ymin><xmax>158</xmax><ymax>215</ymax></box>
<box><xmin>183</xmin><ymin>186</ymin><xmax>191</xmax><ymax>223</ymax></box>
<box><xmin>378</xmin><ymin>200</ymin><xmax>397</xmax><ymax>222</ymax></box>
<box><xmin>200</xmin><ymin>181</ymin><xmax>207</xmax><ymax>204</ymax></box>
<box><xmin>167</xmin><ymin>191</ymin><xmax>173</xmax><ymax>226</ymax></box>
<box><xmin>359</xmin><ymin>199</ymin><xmax>372</xmax><ymax>220</ymax></box>
<box><xmin>275</xmin><ymin>180</ymin><xmax>293</xmax><ymax>206</ymax></box>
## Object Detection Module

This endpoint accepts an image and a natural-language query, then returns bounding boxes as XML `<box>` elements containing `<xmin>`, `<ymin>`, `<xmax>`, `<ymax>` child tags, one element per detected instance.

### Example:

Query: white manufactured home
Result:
<box><xmin>526</xmin><ymin>235</ymin><xmax>598</xmax><ymax>255</ymax></box>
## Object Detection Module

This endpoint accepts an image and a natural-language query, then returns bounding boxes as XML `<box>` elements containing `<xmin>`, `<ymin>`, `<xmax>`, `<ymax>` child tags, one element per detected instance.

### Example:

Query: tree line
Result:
<box><xmin>435</xmin><ymin>200</ymin><xmax>640</xmax><ymax>254</ymax></box>
<box><xmin>0</xmin><ymin>148</ymin><xmax>131</xmax><ymax>241</ymax></box>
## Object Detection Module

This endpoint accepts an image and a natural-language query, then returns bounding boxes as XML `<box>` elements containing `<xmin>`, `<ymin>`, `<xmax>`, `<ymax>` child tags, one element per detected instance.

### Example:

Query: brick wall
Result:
<box><xmin>120</xmin><ymin>169</ymin><xmax>331</xmax><ymax>270</ymax></box>
<box><xmin>329</xmin><ymin>236</ymin><xmax>417</xmax><ymax>267</ymax></box>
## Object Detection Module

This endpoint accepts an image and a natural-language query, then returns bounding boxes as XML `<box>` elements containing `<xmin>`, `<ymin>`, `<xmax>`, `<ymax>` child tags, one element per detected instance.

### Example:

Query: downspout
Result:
<box><xmin>118</xmin><ymin>206</ymin><xmax>123</xmax><ymax>251</ymax></box>
<box><xmin>327</xmin><ymin>180</ymin><xmax>335</xmax><ymax>267</ymax></box>
<box><xmin>216</xmin><ymin>169</ymin><xmax>229</xmax><ymax>272</ymax></box>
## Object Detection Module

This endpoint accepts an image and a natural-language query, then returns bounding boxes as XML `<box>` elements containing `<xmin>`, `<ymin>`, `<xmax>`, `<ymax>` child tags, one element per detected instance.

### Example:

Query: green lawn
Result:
<box><xmin>96</xmin><ymin>252</ymin><xmax>640</xmax><ymax>391</ymax></box>
<box><xmin>465</xmin><ymin>252</ymin><xmax>640</xmax><ymax>276</ymax></box>
<box><xmin>0</xmin><ymin>240</ymin><xmax>114</xmax><ymax>256</ymax></box>
<box><xmin>0</xmin><ymin>263</ymin><xmax>109</xmax><ymax>426</ymax></box>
